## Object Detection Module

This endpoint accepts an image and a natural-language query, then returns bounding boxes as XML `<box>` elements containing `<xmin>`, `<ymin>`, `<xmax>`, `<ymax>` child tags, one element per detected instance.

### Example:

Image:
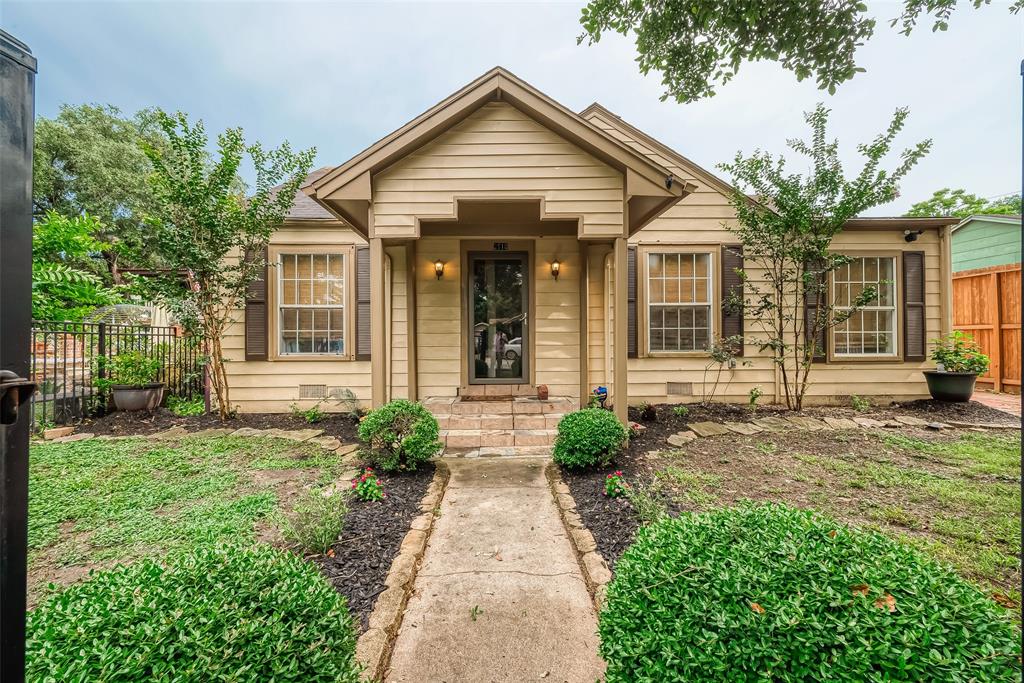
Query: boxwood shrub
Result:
<box><xmin>600</xmin><ymin>503</ymin><xmax>1021</xmax><ymax>682</ymax></box>
<box><xmin>553</xmin><ymin>408</ymin><xmax>628</xmax><ymax>468</ymax></box>
<box><xmin>358</xmin><ymin>399</ymin><xmax>442</xmax><ymax>472</ymax></box>
<box><xmin>27</xmin><ymin>544</ymin><xmax>361</xmax><ymax>682</ymax></box>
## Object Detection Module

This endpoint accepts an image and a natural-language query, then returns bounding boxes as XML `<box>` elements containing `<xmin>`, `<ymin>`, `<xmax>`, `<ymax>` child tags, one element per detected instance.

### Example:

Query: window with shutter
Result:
<box><xmin>720</xmin><ymin>245</ymin><xmax>744</xmax><ymax>355</ymax></box>
<box><xmin>829</xmin><ymin>255</ymin><xmax>899</xmax><ymax>359</ymax></box>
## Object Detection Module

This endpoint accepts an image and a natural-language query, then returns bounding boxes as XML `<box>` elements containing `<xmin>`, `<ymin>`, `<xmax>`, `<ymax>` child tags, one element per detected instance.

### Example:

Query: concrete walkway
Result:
<box><xmin>386</xmin><ymin>458</ymin><xmax>604</xmax><ymax>683</ymax></box>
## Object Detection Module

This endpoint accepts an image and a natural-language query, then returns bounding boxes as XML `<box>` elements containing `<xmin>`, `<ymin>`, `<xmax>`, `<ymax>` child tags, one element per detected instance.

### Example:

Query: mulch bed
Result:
<box><xmin>315</xmin><ymin>464</ymin><xmax>435</xmax><ymax>631</ymax></box>
<box><xmin>80</xmin><ymin>408</ymin><xmax>361</xmax><ymax>442</ymax></box>
<box><xmin>563</xmin><ymin>398</ymin><xmax>1019</xmax><ymax>569</ymax></box>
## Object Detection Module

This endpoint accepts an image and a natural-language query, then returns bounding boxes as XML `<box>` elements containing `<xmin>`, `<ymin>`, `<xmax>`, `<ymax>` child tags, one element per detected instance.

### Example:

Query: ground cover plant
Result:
<box><xmin>600</xmin><ymin>503</ymin><xmax>1021</xmax><ymax>682</ymax></box>
<box><xmin>28</xmin><ymin>434</ymin><xmax>342</xmax><ymax>600</ymax></box>
<box><xmin>27</xmin><ymin>543</ymin><xmax>361</xmax><ymax>682</ymax></box>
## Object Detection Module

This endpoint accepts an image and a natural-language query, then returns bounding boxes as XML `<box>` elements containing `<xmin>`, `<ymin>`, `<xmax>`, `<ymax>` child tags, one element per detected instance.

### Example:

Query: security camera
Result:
<box><xmin>903</xmin><ymin>229</ymin><xmax>922</xmax><ymax>242</ymax></box>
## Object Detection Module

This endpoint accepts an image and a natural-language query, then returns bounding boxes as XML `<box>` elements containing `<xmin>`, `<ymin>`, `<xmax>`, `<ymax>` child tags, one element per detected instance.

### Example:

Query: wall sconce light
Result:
<box><xmin>550</xmin><ymin>259</ymin><xmax>561</xmax><ymax>281</ymax></box>
<box><xmin>434</xmin><ymin>260</ymin><xmax>445</xmax><ymax>280</ymax></box>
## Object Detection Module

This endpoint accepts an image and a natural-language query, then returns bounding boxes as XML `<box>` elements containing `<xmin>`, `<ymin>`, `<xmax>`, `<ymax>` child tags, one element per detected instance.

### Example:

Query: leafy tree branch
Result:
<box><xmin>719</xmin><ymin>104</ymin><xmax>930</xmax><ymax>410</ymax></box>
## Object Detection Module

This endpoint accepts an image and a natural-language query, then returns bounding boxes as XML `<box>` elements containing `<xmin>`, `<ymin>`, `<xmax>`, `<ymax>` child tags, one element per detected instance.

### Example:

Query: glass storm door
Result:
<box><xmin>469</xmin><ymin>253</ymin><xmax>527</xmax><ymax>383</ymax></box>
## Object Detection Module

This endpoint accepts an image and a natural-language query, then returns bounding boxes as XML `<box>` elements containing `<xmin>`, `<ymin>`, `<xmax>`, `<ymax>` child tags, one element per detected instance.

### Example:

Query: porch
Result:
<box><xmin>423</xmin><ymin>395</ymin><xmax>580</xmax><ymax>456</ymax></box>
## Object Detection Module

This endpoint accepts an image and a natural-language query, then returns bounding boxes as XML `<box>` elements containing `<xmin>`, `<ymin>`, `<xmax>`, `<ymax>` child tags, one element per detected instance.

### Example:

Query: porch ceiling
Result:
<box><xmin>302</xmin><ymin>67</ymin><xmax>695</xmax><ymax>239</ymax></box>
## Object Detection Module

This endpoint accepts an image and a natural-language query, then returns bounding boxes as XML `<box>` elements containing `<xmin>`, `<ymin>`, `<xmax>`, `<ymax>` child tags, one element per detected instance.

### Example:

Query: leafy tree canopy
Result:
<box><xmin>719</xmin><ymin>103</ymin><xmax>930</xmax><ymax>409</ymax></box>
<box><xmin>905</xmin><ymin>188</ymin><xmax>1022</xmax><ymax>218</ymax></box>
<box><xmin>141</xmin><ymin>110</ymin><xmax>315</xmax><ymax>418</ymax></box>
<box><xmin>33</xmin><ymin>104</ymin><xmax>168</xmax><ymax>276</ymax></box>
<box><xmin>578</xmin><ymin>0</ymin><xmax>1023</xmax><ymax>103</ymax></box>
<box><xmin>32</xmin><ymin>212</ymin><xmax>122</xmax><ymax>321</ymax></box>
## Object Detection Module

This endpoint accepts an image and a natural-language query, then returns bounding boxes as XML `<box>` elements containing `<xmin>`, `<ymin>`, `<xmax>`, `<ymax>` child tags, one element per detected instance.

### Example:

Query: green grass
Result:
<box><xmin>650</xmin><ymin>431</ymin><xmax>1022</xmax><ymax>608</ymax></box>
<box><xmin>29</xmin><ymin>435</ymin><xmax>344</xmax><ymax>586</ymax></box>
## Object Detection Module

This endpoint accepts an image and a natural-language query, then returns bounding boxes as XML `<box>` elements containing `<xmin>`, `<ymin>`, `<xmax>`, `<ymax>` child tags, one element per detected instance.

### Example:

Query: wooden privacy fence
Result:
<box><xmin>952</xmin><ymin>263</ymin><xmax>1021</xmax><ymax>393</ymax></box>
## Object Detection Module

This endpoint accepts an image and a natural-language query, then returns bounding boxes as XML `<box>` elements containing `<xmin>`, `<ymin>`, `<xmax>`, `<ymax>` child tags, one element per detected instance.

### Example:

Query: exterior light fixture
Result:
<box><xmin>550</xmin><ymin>259</ymin><xmax>561</xmax><ymax>280</ymax></box>
<box><xmin>903</xmin><ymin>229</ymin><xmax>922</xmax><ymax>243</ymax></box>
<box><xmin>434</xmin><ymin>260</ymin><xmax>444</xmax><ymax>280</ymax></box>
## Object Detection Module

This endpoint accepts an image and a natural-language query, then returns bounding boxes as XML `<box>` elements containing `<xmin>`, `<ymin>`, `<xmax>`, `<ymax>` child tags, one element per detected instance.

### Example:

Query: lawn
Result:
<box><xmin>28</xmin><ymin>434</ymin><xmax>345</xmax><ymax>602</ymax></box>
<box><xmin>568</xmin><ymin>427</ymin><xmax>1021</xmax><ymax>610</ymax></box>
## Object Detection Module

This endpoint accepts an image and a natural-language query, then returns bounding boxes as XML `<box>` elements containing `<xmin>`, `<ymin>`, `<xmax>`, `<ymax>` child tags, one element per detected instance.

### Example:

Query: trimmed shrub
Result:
<box><xmin>553</xmin><ymin>408</ymin><xmax>628</xmax><ymax>468</ymax></box>
<box><xmin>27</xmin><ymin>544</ymin><xmax>361</xmax><ymax>682</ymax></box>
<box><xmin>357</xmin><ymin>399</ymin><xmax>442</xmax><ymax>472</ymax></box>
<box><xmin>601</xmin><ymin>503</ymin><xmax>1021</xmax><ymax>682</ymax></box>
<box><xmin>279</xmin><ymin>488</ymin><xmax>348</xmax><ymax>554</ymax></box>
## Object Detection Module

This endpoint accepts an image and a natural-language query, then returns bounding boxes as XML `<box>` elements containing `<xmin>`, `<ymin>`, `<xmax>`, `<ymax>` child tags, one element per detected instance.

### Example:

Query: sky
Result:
<box><xmin>4</xmin><ymin>0</ymin><xmax>1022</xmax><ymax>215</ymax></box>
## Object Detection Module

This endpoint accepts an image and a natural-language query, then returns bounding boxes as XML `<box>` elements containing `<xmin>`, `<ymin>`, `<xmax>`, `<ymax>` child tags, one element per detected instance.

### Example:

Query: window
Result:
<box><xmin>647</xmin><ymin>252</ymin><xmax>712</xmax><ymax>352</ymax></box>
<box><xmin>832</xmin><ymin>256</ymin><xmax>897</xmax><ymax>357</ymax></box>
<box><xmin>278</xmin><ymin>253</ymin><xmax>345</xmax><ymax>355</ymax></box>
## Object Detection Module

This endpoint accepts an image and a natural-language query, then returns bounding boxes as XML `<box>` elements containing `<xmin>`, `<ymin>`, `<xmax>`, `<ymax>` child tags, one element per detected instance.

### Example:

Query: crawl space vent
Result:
<box><xmin>666</xmin><ymin>382</ymin><xmax>693</xmax><ymax>396</ymax></box>
<box><xmin>298</xmin><ymin>384</ymin><xmax>328</xmax><ymax>400</ymax></box>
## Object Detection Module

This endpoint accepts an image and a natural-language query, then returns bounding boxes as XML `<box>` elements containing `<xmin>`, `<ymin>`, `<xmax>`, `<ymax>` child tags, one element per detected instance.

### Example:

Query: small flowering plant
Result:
<box><xmin>351</xmin><ymin>468</ymin><xmax>385</xmax><ymax>502</ymax></box>
<box><xmin>605</xmin><ymin>470</ymin><xmax>630</xmax><ymax>498</ymax></box>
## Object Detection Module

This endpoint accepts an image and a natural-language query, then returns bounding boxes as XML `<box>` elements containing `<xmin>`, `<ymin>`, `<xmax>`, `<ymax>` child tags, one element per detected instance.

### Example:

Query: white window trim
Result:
<box><xmin>831</xmin><ymin>255</ymin><xmax>900</xmax><ymax>360</ymax></box>
<box><xmin>644</xmin><ymin>249</ymin><xmax>716</xmax><ymax>355</ymax></box>
<box><xmin>276</xmin><ymin>251</ymin><xmax>348</xmax><ymax>357</ymax></box>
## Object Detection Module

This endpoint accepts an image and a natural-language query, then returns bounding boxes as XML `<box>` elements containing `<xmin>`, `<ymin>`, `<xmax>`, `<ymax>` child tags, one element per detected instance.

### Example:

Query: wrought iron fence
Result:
<box><xmin>30</xmin><ymin>321</ymin><xmax>203</xmax><ymax>429</ymax></box>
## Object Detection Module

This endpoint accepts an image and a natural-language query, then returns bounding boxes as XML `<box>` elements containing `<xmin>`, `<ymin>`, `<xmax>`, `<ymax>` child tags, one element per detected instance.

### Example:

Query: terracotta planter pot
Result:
<box><xmin>537</xmin><ymin>385</ymin><xmax>549</xmax><ymax>401</ymax></box>
<box><xmin>922</xmin><ymin>371</ymin><xmax>977</xmax><ymax>403</ymax></box>
<box><xmin>111</xmin><ymin>383</ymin><xmax>165</xmax><ymax>411</ymax></box>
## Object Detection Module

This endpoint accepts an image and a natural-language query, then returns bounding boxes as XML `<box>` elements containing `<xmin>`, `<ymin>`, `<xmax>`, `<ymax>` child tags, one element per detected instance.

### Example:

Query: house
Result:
<box><xmin>950</xmin><ymin>214</ymin><xmax>1021</xmax><ymax>272</ymax></box>
<box><xmin>223</xmin><ymin>67</ymin><xmax>959</xmax><ymax>432</ymax></box>
<box><xmin>950</xmin><ymin>214</ymin><xmax>1022</xmax><ymax>393</ymax></box>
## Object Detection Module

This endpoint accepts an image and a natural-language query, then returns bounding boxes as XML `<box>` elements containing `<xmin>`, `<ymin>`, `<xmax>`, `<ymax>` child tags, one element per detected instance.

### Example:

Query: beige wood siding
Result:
<box><xmin>585</xmin><ymin>111</ymin><xmax>944</xmax><ymax>405</ymax></box>
<box><xmin>373</xmin><ymin>102</ymin><xmax>624</xmax><ymax>239</ymax></box>
<box><xmin>534</xmin><ymin>238</ymin><xmax>581</xmax><ymax>398</ymax></box>
<box><xmin>415</xmin><ymin>238</ymin><xmax>462</xmax><ymax>398</ymax></box>
<box><xmin>224</xmin><ymin>223</ymin><xmax>410</xmax><ymax>413</ymax></box>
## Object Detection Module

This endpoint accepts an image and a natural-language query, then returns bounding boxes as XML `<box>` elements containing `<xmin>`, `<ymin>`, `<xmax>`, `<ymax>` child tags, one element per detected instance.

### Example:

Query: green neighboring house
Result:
<box><xmin>951</xmin><ymin>214</ymin><xmax>1021</xmax><ymax>272</ymax></box>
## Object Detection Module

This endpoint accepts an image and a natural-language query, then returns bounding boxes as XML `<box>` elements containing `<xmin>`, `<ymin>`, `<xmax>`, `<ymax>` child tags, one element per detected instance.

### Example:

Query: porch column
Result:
<box><xmin>613</xmin><ymin>237</ymin><xmax>629</xmax><ymax>425</ymax></box>
<box><xmin>370</xmin><ymin>237</ymin><xmax>387</xmax><ymax>408</ymax></box>
<box><xmin>405</xmin><ymin>241</ymin><xmax>418</xmax><ymax>401</ymax></box>
<box><xmin>578</xmin><ymin>242</ymin><xmax>590</xmax><ymax>404</ymax></box>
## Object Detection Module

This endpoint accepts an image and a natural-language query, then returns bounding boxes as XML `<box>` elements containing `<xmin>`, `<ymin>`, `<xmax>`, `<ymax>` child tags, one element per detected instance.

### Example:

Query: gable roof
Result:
<box><xmin>951</xmin><ymin>214</ymin><xmax>1022</xmax><ymax>233</ymax></box>
<box><xmin>303</xmin><ymin>67</ymin><xmax>693</xmax><ymax>237</ymax></box>
<box><xmin>280</xmin><ymin>167</ymin><xmax>338</xmax><ymax>222</ymax></box>
<box><xmin>580</xmin><ymin>102</ymin><xmax>744</xmax><ymax>201</ymax></box>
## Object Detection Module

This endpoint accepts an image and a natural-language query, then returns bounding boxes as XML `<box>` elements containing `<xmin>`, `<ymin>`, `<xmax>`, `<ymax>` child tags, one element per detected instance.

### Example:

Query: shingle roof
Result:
<box><xmin>280</xmin><ymin>166</ymin><xmax>337</xmax><ymax>221</ymax></box>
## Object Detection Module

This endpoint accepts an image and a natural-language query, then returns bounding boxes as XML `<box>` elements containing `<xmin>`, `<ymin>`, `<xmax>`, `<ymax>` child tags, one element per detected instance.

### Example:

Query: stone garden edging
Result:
<box><xmin>355</xmin><ymin>461</ymin><xmax>450</xmax><ymax>682</ymax></box>
<box><xmin>545</xmin><ymin>463</ymin><xmax>613</xmax><ymax>611</ymax></box>
<box><xmin>663</xmin><ymin>413</ymin><xmax>1019</xmax><ymax>446</ymax></box>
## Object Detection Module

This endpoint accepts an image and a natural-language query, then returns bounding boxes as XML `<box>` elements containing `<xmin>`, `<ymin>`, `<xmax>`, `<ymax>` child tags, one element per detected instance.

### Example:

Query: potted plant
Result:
<box><xmin>96</xmin><ymin>350</ymin><xmax>165</xmax><ymax>411</ymax></box>
<box><xmin>923</xmin><ymin>331</ymin><xmax>990</xmax><ymax>402</ymax></box>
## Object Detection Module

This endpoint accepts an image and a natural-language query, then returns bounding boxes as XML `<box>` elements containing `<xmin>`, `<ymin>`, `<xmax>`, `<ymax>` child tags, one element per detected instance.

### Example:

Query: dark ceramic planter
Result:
<box><xmin>922</xmin><ymin>371</ymin><xmax>977</xmax><ymax>403</ymax></box>
<box><xmin>111</xmin><ymin>383</ymin><xmax>165</xmax><ymax>411</ymax></box>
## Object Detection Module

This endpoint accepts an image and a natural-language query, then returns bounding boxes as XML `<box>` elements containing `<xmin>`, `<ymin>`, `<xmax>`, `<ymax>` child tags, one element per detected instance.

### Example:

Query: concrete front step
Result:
<box><xmin>441</xmin><ymin>428</ymin><xmax>558</xmax><ymax>448</ymax></box>
<box><xmin>437</xmin><ymin>414</ymin><xmax>565</xmax><ymax>431</ymax></box>
<box><xmin>424</xmin><ymin>396</ymin><xmax>578</xmax><ymax>418</ymax></box>
<box><xmin>442</xmin><ymin>445</ymin><xmax>553</xmax><ymax>458</ymax></box>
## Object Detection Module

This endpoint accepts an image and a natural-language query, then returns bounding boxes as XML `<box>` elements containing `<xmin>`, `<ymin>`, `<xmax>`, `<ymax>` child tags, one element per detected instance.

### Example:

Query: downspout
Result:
<box><xmin>603</xmin><ymin>251</ymin><xmax>614</xmax><ymax>395</ymax></box>
<box><xmin>384</xmin><ymin>254</ymin><xmax>392</xmax><ymax>402</ymax></box>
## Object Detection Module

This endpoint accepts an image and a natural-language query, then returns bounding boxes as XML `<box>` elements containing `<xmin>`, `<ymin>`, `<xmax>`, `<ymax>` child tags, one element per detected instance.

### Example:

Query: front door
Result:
<box><xmin>468</xmin><ymin>252</ymin><xmax>527</xmax><ymax>383</ymax></box>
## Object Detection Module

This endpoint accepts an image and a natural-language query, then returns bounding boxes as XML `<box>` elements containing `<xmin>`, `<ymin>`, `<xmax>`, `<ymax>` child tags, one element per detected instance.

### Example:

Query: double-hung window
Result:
<box><xmin>831</xmin><ymin>255</ymin><xmax>897</xmax><ymax>357</ymax></box>
<box><xmin>647</xmin><ymin>251</ymin><xmax>713</xmax><ymax>352</ymax></box>
<box><xmin>278</xmin><ymin>253</ymin><xmax>346</xmax><ymax>355</ymax></box>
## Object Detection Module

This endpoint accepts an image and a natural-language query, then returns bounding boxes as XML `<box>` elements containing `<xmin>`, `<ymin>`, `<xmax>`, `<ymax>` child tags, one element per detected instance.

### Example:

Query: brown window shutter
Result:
<box><xmin>244</xmin><ymin>247</ymin><xmax>268</xmax><ymax>361</ymax></box>
<box><xmin>627</xmin><ymin>246</ymin><xmax>638</xmax><ymax>358</ymax></box>
<box><xmin>903</xmin><ymin>251</ymin><xmax>926</xmax><ymax>361</ymax></box>
<box><xmin>355</xmin><ymin>246</ymin><xmax>371</xmax><ymax>361</ymax></box>
<box><xmin>803</xmin><ymin>259</ymin><xmax>827</xmax><ymax>362</ymax></box>
<box><xmin>720</xmin><ymin>245</ymin><xmax>744</xmax><ymax>356</ymax></box>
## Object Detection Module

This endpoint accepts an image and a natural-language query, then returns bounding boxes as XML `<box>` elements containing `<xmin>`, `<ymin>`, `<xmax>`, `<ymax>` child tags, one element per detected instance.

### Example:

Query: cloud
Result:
<box><xmin>7</xmin><ymin>0</ymin><xmax>1022</xmax><ymax>213</ymax></box>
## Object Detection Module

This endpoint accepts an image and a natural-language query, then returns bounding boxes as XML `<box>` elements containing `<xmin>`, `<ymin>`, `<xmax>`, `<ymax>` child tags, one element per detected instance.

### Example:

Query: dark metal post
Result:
<box><xmin>97</xmin><ymin>322</ymin><xmax>107</xmax><ymax>413</ymax></box>
<box><xmin>0</xmin><ymin>29</ymin><xmax>37</xmax><ymax>683</ymax></box>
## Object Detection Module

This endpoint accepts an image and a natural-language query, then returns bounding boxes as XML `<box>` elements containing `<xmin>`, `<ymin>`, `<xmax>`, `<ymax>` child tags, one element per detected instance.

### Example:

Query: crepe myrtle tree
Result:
<box><xmin>718</xmin><ymin>103</ymin><xmax>930</xmax><ymax>411</ymax></box>
<box><xmin>142</xmin><ymin>111</ymin><xmax>315</xmax><ymax>419</ymax></box>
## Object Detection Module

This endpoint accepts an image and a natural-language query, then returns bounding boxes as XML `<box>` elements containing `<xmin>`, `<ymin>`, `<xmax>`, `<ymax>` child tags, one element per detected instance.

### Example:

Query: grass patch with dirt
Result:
<box><xmin>29</xmin><ymin>435</ymin><xmax>343</xmax><ymax>601</ymax></box>
<box><xmin>569</xmin><ymin>427</ymin><xmax>1021</xmax><ymax>612</ymax></box>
